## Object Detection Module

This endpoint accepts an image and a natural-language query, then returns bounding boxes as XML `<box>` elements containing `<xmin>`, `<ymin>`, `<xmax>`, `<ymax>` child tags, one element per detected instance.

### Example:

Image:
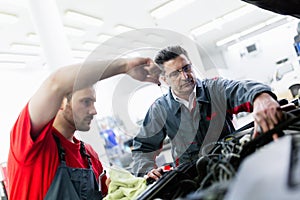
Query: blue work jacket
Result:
<box><xmin>131</xmin><ymin>77</ymin><xmax>275</xmax><ymax>176</ymax></box>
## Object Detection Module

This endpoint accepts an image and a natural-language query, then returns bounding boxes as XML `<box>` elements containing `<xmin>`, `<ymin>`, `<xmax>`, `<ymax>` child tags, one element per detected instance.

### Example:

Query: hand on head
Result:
<box><xmin>126</xmin><ymin>57</ymin><xmax>161</xmax><ymax>85</ymax></box>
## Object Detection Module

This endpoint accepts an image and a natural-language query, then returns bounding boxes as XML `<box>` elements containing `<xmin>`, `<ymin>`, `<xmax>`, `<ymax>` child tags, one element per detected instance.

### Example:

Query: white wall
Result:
<box><xmin>221</xmin><ymin>20</ymin><xmax>299</xmax><ymax>83</ymax></box>
<box><xmin>0</xmin><ymin>69</ymin><xmax>115</xmax><ymax>165</ymax></box>
<box><xmin>0</xmin><ymin>69</ymin><xmax>50</xmax><ymax>163</ymax></box>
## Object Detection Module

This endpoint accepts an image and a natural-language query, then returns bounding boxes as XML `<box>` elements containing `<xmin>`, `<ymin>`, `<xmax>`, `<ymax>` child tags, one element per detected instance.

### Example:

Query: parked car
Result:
<box><xmin>270</xmin><ymin>57</ymin><xmax>300</xmax><ymax>100</ymax></box>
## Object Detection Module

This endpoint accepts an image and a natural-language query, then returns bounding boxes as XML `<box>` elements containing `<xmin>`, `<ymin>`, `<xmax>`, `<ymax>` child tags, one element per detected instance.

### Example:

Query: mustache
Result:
<box><xmin>184</xmin><ymin>76</ymin><xmax>194</xmax><ymax>84</ymax></box>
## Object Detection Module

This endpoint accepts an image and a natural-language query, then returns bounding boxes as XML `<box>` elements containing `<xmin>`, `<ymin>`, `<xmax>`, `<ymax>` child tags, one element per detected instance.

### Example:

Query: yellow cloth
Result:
<box><xmin>104</xmin><ymin>167</ymin><xmax>147</xmax><ymax>200</ymax></box>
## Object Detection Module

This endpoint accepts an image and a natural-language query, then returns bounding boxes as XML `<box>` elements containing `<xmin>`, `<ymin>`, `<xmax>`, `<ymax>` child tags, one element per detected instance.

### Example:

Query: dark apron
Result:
<box><xmin>44</xmin><ymin>135</ymin><xmax>103</xmax><ymax>200</ymax></box>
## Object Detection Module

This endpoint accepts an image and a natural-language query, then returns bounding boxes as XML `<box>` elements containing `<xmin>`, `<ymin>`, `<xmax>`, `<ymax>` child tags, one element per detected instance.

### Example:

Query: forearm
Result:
<box><xmin>131</xmin><ymin>125</ymin><xmax>165</xmax><ymax>176</ymax></box>
<box><xmin>131</xmin><ymin>151</ymin><xmax>158</xmax><ymax>177</ymax></box>
<box><xmin>54</xmin><ymin>58</ymin><xmax>127</xmax><ymax>94</ymax></box>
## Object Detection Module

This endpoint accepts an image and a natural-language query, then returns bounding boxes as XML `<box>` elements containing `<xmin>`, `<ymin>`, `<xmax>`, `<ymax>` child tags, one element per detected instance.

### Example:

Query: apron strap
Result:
<box><xmin>52</xmin><ymin>133</ymin><xmax>93</xmax><ymax>169</ymax></box>
<box><xmin>53</xmin><ymin>134</ymin><xmax>66</xmax><ymax>162</ymax></box>
<box><xmin>80</xmin><ymin>141</ymin><xmax>93</xmax><ymax>169</ymax></box>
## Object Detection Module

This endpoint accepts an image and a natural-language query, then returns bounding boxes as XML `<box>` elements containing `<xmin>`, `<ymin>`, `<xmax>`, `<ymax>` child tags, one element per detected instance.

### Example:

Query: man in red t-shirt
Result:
<box><xmin>7</xmin><ymin>58</ymin><xmax>161</xmax><ymax>200</ymax></box>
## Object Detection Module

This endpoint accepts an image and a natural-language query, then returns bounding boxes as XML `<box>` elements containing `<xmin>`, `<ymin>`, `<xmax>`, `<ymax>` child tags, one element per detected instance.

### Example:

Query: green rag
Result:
<box><xmin>104</xmin><ymin>167</ymin><xmax>147</xmax><ymax>200</ymax></box>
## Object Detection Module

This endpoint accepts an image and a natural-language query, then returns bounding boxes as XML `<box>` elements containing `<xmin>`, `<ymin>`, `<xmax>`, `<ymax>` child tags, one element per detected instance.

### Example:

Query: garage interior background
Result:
<box><xmin>0</xmin><ymin>0</ymin><xmax>299</xmax><ymax>170</ymax></box>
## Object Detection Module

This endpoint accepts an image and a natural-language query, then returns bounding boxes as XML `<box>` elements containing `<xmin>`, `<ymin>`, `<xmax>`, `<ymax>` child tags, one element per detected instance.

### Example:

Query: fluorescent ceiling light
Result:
<box><xmin>114</xmin><ymin>25</ymin><xmax>134</xmax><ymax>34</ymax></box>
<box><xmin>0</xmin><ymin>61</ymin><xmax>26</xmax><ymax>70</ymax></box>
<box><xmin>150</xmin><ymin>0</ymin><xmax>195</xmax><ymax>19</ymax></box>
<box><xmin>216</xmin><ymin>16</ymin><xmax>288</xmax><ymax>47</ymax></box>
<box><xmin>191</xmin><ymin>18</ymin><xmax>223</xmax><ymax>36</ymax></box>
<box><xmin>64</xmin><ymin>26</ymin><xmax>85</xmax><ymax>36</ymax></box>
<box><xmin>0</xmin><ymin>12</ymin><xmax>18</xmax><ymax>24</ymax></box>
<box><xmin>191</xmin><ymin>5</ymin><xmax>256</xmax><ymax>36</ymax></box>
<box><xmin>239</xmin><ymin>23</ymin><xmax>265</xmax><ymax>36</ymax></box>
<box><xmin>265</xmin><ymin>15</ymin><xmax>286</xmax><ymax>25</ymax></box>
<box><xmin>239</xmin><ymin>16</ymin><xmax>285</xmax><ymax>37</ymax></box>
<box><xmin>97</xmin><ymin>34</ymin><xmax>113</xmax><ymax>43</ymax></box>
<box><xmin>10</xmin><ymin>43</ymin><xmax>41</xmax><ymax>53</ymax></box>
<box><xmin>0</xmin><ymin>52</ymin><xmax>40</xmax><ymax>62</ymax></box>
<box><xmin>222</xmin><ymin>5</ymin><xmax>256</xmax><ymax>22</ymax></box>
<box><xmin>27</xmin><ymin>32</ymin><xmax>39</xmax><ymax>41</ymax></box>
<box><xmin>65</xmin><ymin>10</ymin><xmax>103</xmax><ymax>26</ymax></box>
<box><xmin>146</xmin><ymin>33</ymin><xmax>165</xmax><ymax>43</ymax></box>
<box><xmin>217</xmin><ymin>24</ymin><xmax>265</xmax><ymax>47</ymax></box>
<box><xmin>216</xmin><ymin>34</ymin><xmax>240</xmax><ymax>47</ymax></box>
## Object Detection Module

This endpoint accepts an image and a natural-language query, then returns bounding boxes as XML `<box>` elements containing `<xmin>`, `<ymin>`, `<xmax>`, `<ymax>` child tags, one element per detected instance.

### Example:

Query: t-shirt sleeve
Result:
<box><xmin>9</xmin><ymin>102</ymin><xmax>54</xmax><ymax>163</ymax></box>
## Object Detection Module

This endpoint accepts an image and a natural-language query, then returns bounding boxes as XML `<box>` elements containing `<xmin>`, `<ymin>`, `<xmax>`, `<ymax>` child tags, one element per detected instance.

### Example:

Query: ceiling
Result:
<box><xmin>0</xmin><ymin>0</ymin><xmax>296</xmax><ymax>71</ymax></box>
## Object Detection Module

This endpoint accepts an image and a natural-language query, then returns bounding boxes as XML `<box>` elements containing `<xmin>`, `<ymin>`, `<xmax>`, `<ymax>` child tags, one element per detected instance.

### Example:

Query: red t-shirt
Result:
<box><xmin>7</xmin><ymin>103</ymin><xmax>108</xmax><ymax>200</ymax></box>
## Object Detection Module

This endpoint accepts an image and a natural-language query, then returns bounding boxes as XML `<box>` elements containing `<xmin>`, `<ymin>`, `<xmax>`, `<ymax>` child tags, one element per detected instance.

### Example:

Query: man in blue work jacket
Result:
<box><xmin>131</xmin><ymin>45</ymin><xmax>282</xmax><ymax>180</ymax></box>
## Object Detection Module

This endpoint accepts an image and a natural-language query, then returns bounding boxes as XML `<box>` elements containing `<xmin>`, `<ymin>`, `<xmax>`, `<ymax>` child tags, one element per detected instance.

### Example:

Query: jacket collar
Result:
<box><xmin>195</xmin><ymin>79</ymin><xmax>209</xmax><ymax>103</ymax></box>
<box><xmin>166</xmin><ymin>79</ymin><xmax>209</xmax><ymax>114</ymax></box>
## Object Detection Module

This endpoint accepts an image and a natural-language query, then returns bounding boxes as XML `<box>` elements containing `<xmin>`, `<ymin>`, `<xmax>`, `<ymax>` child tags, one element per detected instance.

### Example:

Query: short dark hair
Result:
<box><xmin>66</xmin><ymin>92</ymin><xmax>73</xmax><ymax>102</ymax></box>
<box><xmin>154</xmin><ymin>45</ymin><xmax>189</xmax><ymax>66</ymax></box>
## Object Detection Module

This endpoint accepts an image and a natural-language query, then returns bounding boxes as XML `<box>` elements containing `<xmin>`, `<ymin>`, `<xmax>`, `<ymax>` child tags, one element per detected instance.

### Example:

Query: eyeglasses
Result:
<box><xmin>165</xmin><ymin>64</ymin><xmax>192</xmax><ymax>79</ymax></box>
